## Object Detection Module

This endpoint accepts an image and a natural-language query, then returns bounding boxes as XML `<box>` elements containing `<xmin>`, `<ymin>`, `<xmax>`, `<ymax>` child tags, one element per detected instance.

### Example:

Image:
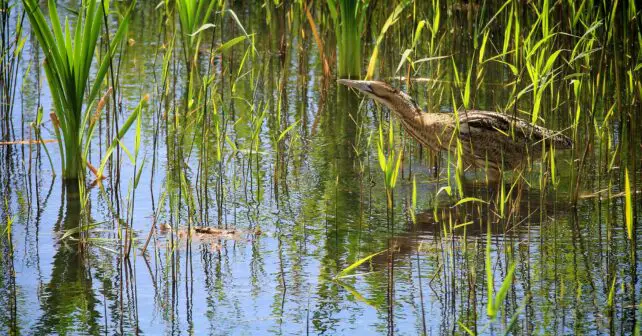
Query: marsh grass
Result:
<box><xmin>22</xmin><ymin>0</ymin><xmax>135</xmax><ymax>180</ymax></box>
<box><xmin>378</xmin><ymin>1</ymin><xmax>640</xmax><ymax>332</ymax></box>
<box><xmin>176</xmin><ymin>0</ymin><xmax>216</xmax><ymax>63</ymax></box>
<box><xmin>376</xmin><ymin>120</ymin><xmax>402</xmax><ymax>209</ymax></box>
<box><xmin>327</xmin><ymin>0</ymin><xmax>366</xmax><ymax>77</ymax></box>
<box><xmin>176</xmin><ymin>0</ymin><xmax>216</xmax><ymax>100</ymax></box>
<box><xmin>365</xmin><ymin>1</ymin><xmax>406</xmax><ymax>79</ymax></box>
<box><xmin>0</xmin><ymin>0</ymin><xmax>25</xmax><ymax>136</ymax></box>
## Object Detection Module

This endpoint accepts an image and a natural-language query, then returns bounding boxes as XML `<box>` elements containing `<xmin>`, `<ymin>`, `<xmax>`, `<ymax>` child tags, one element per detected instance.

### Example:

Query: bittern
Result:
<box><xmin>338</xmin><ymin>79</ymin><xmax>573</xmax><ymax>180</ymax></box>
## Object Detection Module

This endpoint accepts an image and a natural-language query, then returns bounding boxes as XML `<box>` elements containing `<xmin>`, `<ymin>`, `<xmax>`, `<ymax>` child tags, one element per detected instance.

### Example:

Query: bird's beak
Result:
<box><xmin>337</xmin><ymin>79</ymin><xmax>373</xmax><ymax>94</ymax></box>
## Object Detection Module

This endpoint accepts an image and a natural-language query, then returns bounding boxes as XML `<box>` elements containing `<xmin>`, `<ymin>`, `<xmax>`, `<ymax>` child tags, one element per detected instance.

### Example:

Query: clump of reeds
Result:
<box><xmin>327</xmin><ymin>0</ymin><xmax>366</xmax><ymax>77</ymax></box>
<box><xmin>0</xmin><ymin>1</ymin><xmax>25</xmax><ymax>136</ymax></box>
<box><xmin>22</xmin><ymin>0</ymin><xmax>135</xmax><ymax>180</ymax></box>
<box><xmin>376</xmin><ymin>120</ymin><xmax>402</xmax><ymax>209</ymax></box>
<box><xmin>176</xmin><ymin>0</ymin><xmax>216</xmax><ymax>69</ymax></box>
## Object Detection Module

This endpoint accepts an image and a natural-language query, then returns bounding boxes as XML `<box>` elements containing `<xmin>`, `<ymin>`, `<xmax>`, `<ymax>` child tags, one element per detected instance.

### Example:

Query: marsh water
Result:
<box><xmin>1</xmin><ymin>1</ymin><xmax>641</xmax><ymax>335</ymax></box>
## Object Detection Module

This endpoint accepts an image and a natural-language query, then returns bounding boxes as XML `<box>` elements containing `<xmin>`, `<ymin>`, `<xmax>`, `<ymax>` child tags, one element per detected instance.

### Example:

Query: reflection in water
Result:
<box><xmin>33</xmin><ymin>183</ymin><xmax>102</xmax><ymax>335</ymax></box>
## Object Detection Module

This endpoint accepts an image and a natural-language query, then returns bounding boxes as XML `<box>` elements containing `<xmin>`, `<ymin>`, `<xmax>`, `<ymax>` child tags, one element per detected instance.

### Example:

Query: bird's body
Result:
<box><xmin>338</xmin><ymin>79</ymin><xmax>573</xmax><ymax>178</ymax></box>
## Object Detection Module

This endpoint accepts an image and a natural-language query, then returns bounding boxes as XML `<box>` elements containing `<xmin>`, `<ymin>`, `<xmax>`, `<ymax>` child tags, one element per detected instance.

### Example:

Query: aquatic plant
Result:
<box><xmin>176</xmin><ymin>0</ymin><xmax>217</xmax><ymax>103</ymax></box>
<box><xmin>365</xmin><ymin>1</ymin><xmax>405</xmax><ymax>79</ymax></box>
<box><xmin>0</xmin><ymin>0</ymin><xmax>25</xmax><ymax>136</ymax></box>
<box><xmin>485</xmin><ymin>223</ymin><xmax>516</xmax><ymax>320</ymax></box>
<box><xmin>625</xmin><ymin>168</ymin><xmax>633</xmax><ymax>240</ymax></box>
<box><xmin>176</xmin><ymin>0</ymin><xmax>216</xmax><ymax>66</ymax></box>
<box><xmin>327</xmin><ymin>0</ymin><xmax>366</xmax><ymax>77</ymax></box>
<box><xmin>376</xmin><ymin>120</ymin><xmax>402</xmax><ymax>208</ymax></box>
<box><xmin>22</xmin><ymin>0</ymin><xmax>134</xmax><ymax>180</ymax></box>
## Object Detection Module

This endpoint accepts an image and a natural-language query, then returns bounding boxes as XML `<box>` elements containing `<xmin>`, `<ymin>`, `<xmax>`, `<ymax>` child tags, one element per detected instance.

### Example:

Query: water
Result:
<box><xmin>1</xmin><ymin>1</ymin><xmax>641</xmax><ymax>335</ymax></box>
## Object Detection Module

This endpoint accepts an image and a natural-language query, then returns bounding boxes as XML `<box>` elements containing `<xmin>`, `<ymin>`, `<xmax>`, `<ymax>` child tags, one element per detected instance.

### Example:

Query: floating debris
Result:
<box><xmin>157</xmin><ymin>225</ymin><xmax>261</xmax><ymax>240</ymax></box>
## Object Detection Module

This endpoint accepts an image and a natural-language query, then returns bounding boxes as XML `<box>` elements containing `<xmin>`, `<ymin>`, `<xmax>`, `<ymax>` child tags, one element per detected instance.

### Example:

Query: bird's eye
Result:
<box><xmin>368</xmin><ymin>84</ymin><xmax>373</xmax><ymax>92</ymax></box>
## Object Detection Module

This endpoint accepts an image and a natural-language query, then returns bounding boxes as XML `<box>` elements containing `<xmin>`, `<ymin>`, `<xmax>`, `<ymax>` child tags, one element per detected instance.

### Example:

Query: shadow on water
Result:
<box><xmin>371</xmin><ymin>180</ymin><xmax>574</xmax><ymax>263</ymax></box>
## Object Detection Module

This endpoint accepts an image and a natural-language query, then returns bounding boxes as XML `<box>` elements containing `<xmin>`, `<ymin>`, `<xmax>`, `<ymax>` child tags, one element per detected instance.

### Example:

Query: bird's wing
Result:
<box><xmin>459</xmin><ymin>110</ymin><xmax>543</xmax><ymax>142</ymax></box>
<box><xmin>458</xmin><ymin>110</ymin><xmax>572</xmax><ymax>148</ymax></box>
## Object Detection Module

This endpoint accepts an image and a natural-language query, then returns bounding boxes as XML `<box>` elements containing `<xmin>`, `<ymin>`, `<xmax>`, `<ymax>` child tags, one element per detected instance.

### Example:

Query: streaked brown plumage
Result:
<box><xmin>338</xmin><ymin>79</ymin><xmax>573</xmax><ymax>178</ymax></box>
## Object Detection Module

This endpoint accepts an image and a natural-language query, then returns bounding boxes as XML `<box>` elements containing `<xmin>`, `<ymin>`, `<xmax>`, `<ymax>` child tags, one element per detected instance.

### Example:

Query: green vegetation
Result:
<box><xmin>22</xmin><ymin>0</ymin><xmax>134</xmax><ymax>180</ymax></box>
<box><xmin>0</xmin><ymin>0</ymin><xmax>25</xmax><ymax>137</ymax></box>
<box><xmin>327</xmin><ymin>0</ymin><xmax>366</xmax><ymax>77</ymax></box>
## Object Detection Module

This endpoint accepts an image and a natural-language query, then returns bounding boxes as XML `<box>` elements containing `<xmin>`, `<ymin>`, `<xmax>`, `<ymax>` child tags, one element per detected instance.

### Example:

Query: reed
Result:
<box><xmin>376</xmin><ymin>120</ymin><xmax>402</xmax><ymax>208</ymax></box>
<box><xmin>327</xmin><ymin>0</ymin><xmax>366</xmax><ymax>77</ymax></box>
<box><xmin>176</xmin><ymin>0</ymin><xmax>216</xmax><ymax>78</ymax></box>
<box><xmin>365</xmin><ymin>1</ymin><xmax>406</xmax><ymax>79</ymax></box>
<box><xmin>625</xmin><ymin>168</ymin><xmax>633</xmax><ymax>240</ymax></box>
<box><xmin>22</xmin><ymin>0</ymin><xmax>135</xmax><ymax>180</ymax></box>
<box><xmin>0</xmin><ymin>0</ymin><xmax>25</xmax><ymax>136</ymax></box>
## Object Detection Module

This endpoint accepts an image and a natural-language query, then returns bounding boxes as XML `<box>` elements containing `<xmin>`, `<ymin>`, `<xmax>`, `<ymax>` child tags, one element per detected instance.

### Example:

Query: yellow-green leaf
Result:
<box><xmin>335</xmin><ymin>249</ymin><xmax>388</xmax><ymax>279</ymax></box>
<box><xmin>625</xmin><ymin>168</ymin><xmax>633</xmax><ymax>239</ymax></box>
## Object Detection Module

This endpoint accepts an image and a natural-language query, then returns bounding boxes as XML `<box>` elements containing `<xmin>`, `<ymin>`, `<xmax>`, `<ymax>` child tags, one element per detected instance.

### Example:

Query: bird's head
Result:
<box><xmin>337</xmin><ymin>79</ymin><xmax>420</xmax><ymax>116</ymax></box>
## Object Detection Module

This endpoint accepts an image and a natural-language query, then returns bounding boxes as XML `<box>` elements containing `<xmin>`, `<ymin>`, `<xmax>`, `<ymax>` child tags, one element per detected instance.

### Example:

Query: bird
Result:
<box><xmin>337</xmin><ymin>79</ymin><xmax>573</xmax><ymax>180</ymax></box>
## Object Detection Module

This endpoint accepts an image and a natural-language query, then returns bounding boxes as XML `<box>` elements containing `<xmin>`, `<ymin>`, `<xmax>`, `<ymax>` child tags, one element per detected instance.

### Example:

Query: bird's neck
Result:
<box><xmin>387</xmin><ymin>102</ymin><xmax>448</xmax><ymax>126</ymax></box>
<box><xmin>384</xmin><ymin>100</ymin><xmax>424</xmax><ymax>121</ymax></box>
<box><xmin>393</xmin><ymin>107</ymin><xmax>454</xmax><ymax>152</ymax></box>
<box><xmin>381</xmin><ymin>96</ymin><xmax>455</xmax><ymax>149</ymax></box>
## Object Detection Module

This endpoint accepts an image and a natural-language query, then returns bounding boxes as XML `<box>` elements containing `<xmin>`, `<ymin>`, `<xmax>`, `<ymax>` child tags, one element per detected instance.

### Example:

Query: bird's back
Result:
<box><xmin>456</xmin><ymin>110</ymin><xmax>572</xmax><ymax>169</ymax></box>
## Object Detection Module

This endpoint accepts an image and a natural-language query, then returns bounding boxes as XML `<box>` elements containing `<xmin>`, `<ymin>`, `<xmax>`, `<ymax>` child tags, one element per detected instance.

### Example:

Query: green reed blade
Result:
<box><xmin>335</xmin><ymin>249</ymin><xmax>388</xmax><ymax>279</ymax></box>
<box><xmin>98</xmin><ymin>96</ymin><xmax>147</xmax><ymax>176</ymax></box>
<box><xmin>365</xmin><ymin>1</ymin><xmax>406</xmax><ymax>79</ymax></box>
<box><xmin>485</xmin><ymin>224</ymin><xmax>494</xmax><ymax>318</ymax></box>
<box><xmin>625</xmin><ymin>168</ymin><xmax>633</xmax><ymax>240</ymax></box>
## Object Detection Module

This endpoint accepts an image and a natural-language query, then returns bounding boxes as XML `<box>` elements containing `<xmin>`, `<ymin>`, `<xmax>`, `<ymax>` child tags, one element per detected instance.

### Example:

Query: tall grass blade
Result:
<box><xmin>335</xmin><ymin>249</ymin><xmax>388</xmax><ymax>279</ymax></box>
<box><xmin>365</xmin><ymin>1</ymin><xmax>406</xmax><ymax>79</ymax></box>
<box><xmin>625</xmin><ymin>168</ymin><xmax>633</xmax><ymax>240</ymax></box>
